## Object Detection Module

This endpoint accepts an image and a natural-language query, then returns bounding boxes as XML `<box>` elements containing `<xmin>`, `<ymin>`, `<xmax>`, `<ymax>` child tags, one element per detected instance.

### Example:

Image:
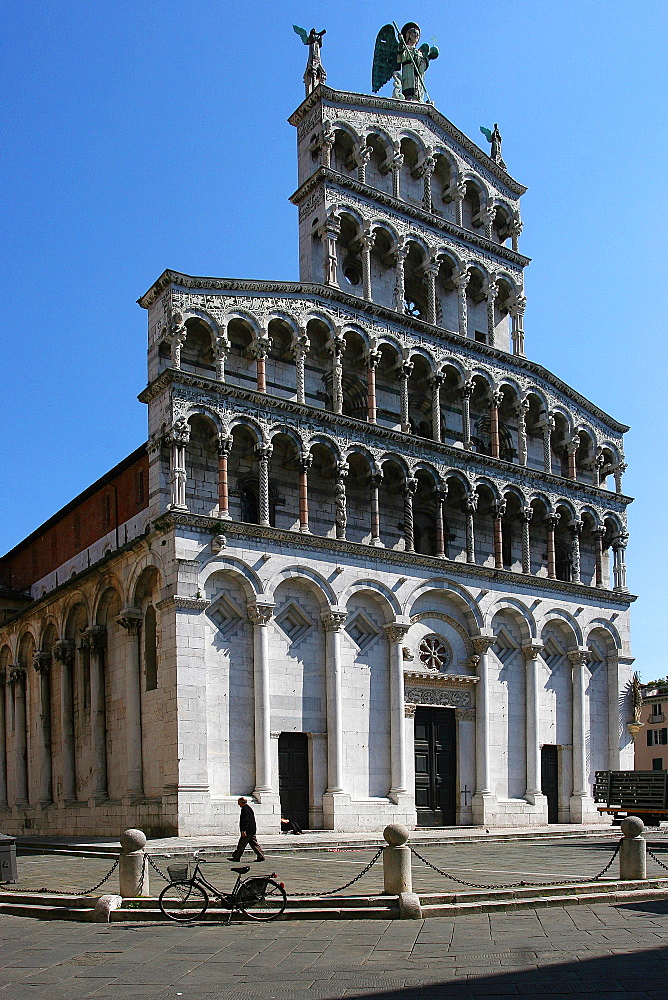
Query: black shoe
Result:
<box><xmin>255</xmin><ymin>857</ymin><xmax>265</xmax><ymax>862</ymax></box>
<box><xmin>227</xmin><ymin>857</ymin><xmax>241</xmax><ymax>862</ymax></box>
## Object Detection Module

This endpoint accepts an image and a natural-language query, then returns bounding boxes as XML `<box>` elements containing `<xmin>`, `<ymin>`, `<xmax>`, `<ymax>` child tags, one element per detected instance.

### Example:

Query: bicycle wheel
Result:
<box><xmin>237</xmin><ymin>876</ymin><xmax>287</xmax><ymax>921</ymax></box>
<box><xmin>159</xmin><ymin>881</ymin><xmax>209</xmax><ymax>922</ymax></box>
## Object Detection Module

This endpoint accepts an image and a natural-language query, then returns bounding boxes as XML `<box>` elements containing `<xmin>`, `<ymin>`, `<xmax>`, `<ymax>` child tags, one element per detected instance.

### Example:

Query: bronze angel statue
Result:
<box><xmin>372</xmin><ymin>22</ymin><xmax>439</xmax><ymax>102</ymax></box>
<box><xmin>293</xmin><ymin>25</ymin><xmax>327</xmax><ymax>96</ymax></box>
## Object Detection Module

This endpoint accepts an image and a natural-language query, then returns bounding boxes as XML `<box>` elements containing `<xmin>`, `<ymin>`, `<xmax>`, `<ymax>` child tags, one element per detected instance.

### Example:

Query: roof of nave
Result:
<box><xmin>288</xmin><ymin>85</ymin><xmax>527</xmax><ymax>197</ymax></box>
<box><xmin>138</xmin><ymin>270</ymin><xmax>630</xmax><ymax>437</ymax></box>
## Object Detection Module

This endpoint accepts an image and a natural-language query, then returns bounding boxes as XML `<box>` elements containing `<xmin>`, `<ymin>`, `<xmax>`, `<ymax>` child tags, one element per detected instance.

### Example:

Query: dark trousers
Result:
<box><xmin>231</xmin><ymin>833</ymin><xmax>265</xmax><ymax>860</ymax></box>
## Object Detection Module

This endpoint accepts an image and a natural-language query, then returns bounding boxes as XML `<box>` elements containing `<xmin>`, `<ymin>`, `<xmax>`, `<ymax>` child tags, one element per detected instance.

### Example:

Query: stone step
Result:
<box><xmin>421</xmin><ymin>885</ymin><xmax>668</xmax><ymax>917</ymax></box>
<box><xmin>418</xmin><ymin>876</ymin><xmax>668</xmax><ymax>904</ymax></box>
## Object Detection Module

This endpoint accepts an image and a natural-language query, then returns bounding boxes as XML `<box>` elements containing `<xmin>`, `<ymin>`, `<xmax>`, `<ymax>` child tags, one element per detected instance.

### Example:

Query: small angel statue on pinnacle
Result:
<box><xmin>294</xmin><ymin>25</ymin><xmax>327</xmax><ymax>97</ymax></box>
<box><xmin>372</xmin><ymin>22</ymin><xmax>439</xmax><ymax>102</ymax></box>
<box><xmin>480</xmin><ymin>123</ymin><xmax>507</xmax><ymax>170</ymax></box>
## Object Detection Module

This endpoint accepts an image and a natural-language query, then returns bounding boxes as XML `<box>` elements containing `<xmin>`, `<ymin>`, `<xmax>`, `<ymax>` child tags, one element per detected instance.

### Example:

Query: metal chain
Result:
<box><xmin>146</xmin><ymin>854</ymin><xmax>172</xmax><ymax>883</ymax></box>
<box><xmin>647</xmin><ymin>846</ymin><xmax>668</xmax><ymax>872</ymax></box>
<box><xmin>0</xmin><ymin>856</ymin><xmax>120</xmax><ymax>897</ymax></box>
<box><xmin>410</xmin><ymin>839</ymin><xmax>623</xmax><ymax>891</ymax></box>
<box><xmin>135</xmin><ymin>855</ymin><xmax>147</xmax><ymax>896</ymax></box>
<box><xmin>288</xmin><ymin>847</ymin><xmax>383</xmax><ymax>898</ymax></box>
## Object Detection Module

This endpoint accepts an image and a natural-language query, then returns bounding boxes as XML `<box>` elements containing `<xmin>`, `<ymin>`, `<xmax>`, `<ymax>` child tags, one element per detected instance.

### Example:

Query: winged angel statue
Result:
<box><xmin>293</xmin><ymin>25</ymin><xmax>327</xmax><ymax>96</ymax></box>
<box><xmin>372</xmin><ymin>22</ymin><xmax>439</xmax><ymax>102</ymax></box>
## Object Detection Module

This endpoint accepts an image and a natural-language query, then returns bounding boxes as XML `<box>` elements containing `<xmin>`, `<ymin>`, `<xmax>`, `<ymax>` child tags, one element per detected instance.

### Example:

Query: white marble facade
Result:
<box><xmin>0</xmin><ymin>84</ymin><xmax>635</xmax><ymax>836</ymax></box>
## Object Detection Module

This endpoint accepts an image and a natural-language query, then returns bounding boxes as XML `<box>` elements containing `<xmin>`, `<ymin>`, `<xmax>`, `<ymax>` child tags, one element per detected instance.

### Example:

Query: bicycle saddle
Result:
<box><xmin>231</xmin><ymin>866</ymin><xmax>251</xmax><ymax>874</ymax></box>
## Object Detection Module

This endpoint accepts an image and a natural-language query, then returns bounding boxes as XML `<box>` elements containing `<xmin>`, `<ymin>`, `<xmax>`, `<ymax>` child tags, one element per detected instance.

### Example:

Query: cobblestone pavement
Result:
<box><xmin>6</xmin><ymin>836</ymin><xmax>668</xmax><ymax>897</ymax></box>
<box><xmin>0</xmin><ymin>896</ymin><xmax>667</xmax><ymax>999</ymax></box>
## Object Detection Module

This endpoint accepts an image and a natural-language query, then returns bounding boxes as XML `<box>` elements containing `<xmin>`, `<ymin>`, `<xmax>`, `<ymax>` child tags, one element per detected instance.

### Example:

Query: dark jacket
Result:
<box><xmin>239</xmin><ymin>803</ymin><xmax>257</xmax><ymax>836</ymax></box>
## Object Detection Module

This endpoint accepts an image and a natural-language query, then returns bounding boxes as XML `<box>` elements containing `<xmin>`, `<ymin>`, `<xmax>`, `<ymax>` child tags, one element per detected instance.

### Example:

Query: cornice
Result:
<box><xmin>404</xmin><ymin>671</ymin><xmax>479</xmax><ymax>687</ymax></box>
<box><xmin>287</xmin><ymin>85</ymin><xmax>527</xmax><ymax>196</ymax></box>
<box><xmin>137</xmin><ymin>276</ymin><xmax>629</xmax><ymax>436</ymax></box>
<box><xmin>289</xmin><ymin>167</ymin><xmax>530</xmax><ymax>269</ymax></box>
<box><xmin>139</xmin><ymin>370</ymin><xmax>631</xmax><ymax>509</ymax></box>
<box><xmin>151</xmin><ymin>510</ymin><xmax>636</xmax><ymax>607</ymax></box>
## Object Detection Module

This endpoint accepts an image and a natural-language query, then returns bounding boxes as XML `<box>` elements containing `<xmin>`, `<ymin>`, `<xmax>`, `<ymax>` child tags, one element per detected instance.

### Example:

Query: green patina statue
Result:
<box><xmin>372</xmin><ymin>22</ymin><xmax>439</xmax><ymax>102</ymax></box>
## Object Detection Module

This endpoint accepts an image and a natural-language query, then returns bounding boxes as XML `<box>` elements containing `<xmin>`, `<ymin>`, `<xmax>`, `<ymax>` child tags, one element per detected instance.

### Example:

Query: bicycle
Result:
<box><xmin>157</xmin><ymin>850</ymin><xmax>287</xmax><ymax>923</ymax></box>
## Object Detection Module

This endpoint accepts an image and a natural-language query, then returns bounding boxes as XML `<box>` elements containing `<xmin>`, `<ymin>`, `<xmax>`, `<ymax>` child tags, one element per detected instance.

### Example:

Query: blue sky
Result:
<box><xmin>1</xmin><ymin>1</ymin><xmax>666</xmax><ymax>677</ymax></box>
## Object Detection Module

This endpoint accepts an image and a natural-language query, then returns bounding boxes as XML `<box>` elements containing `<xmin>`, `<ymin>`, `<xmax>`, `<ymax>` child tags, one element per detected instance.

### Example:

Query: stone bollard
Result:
<box><xmin>383</xmin><ymin>823</ymin><xmax>421</xmax><ymax>919</ymax></box>
<box><xmin>119</xmin><ymin>828</ymin><xmax>149</xmax><ymax>898</ymax></box>
<box><xmin>619</xmin><ymin>816</ymin><xmax>646</xmax><ymax>881</ymax></box>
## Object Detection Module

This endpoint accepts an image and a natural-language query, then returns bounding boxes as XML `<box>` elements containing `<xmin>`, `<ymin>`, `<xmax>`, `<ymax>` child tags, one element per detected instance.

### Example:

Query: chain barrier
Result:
<box><xmin>647</xmin><ymin>846</ymin><xmax>668</xmax><ymax>872</ymax></box>
<box><xmin>146</xmin><ymin>853</ymin><xmax>173</xmax><ymax>883</ymax></box>
<box><xmin>288</xmin><ymin>847</ymin><xmax>383</xmax><ymax>898</ymax></box>
<box><xmin>409</xmin><ymin>838</ymin><xmax>623</xmax><ymax>891</ymax></box>
<box><xmin>0</xmin><ymin>856</ymin><xmax>120</xmax><ymax>897</ymax></box>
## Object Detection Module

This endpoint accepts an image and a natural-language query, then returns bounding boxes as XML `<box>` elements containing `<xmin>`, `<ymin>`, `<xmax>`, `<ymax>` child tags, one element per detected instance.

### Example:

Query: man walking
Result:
<box><xmin>228</xmin><ymin>797</ymin><xmax>266</xmax><ymax>862</ymax></box>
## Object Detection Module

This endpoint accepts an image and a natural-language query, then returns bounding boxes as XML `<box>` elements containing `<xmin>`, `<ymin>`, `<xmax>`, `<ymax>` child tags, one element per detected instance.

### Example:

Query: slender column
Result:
<box><xmin>460</xmin><ymin>379</ymin><xmax>474</xmax><ymax>449</ymax></box>
<box><xmin>546</xmin><ymin>513</ymin><xmax>560</xmax><ymax>579</ymax></box>
<box><xmin>330</xmin><ymin>329</ymin><xmax>345</xmax><ymax>414</ymax></box>
<box><xmin>607</xmin><ymin>652</ymin><xmax>621</xmax><ymax>770</ymax></box>
<box><xmin>521</xmin><ymin>506</ymin><xmax>533</xmax><ymax>574</ymax></box>
<box><xmin>361</xmin><ymin>229</ymin><xmax>375</xmax><ymax>301</ymax></box>
<box><xmin>400</xmin><ymin>359</ymin><xmax>413</xmax><ymax>433</ymax></box>
<box><xmin>423</xmin><ymin>260</ymin><xmax>439</xmax><ymax>325</ymax></box>
<box><xmin>9</xmin><ymin>669</ymin><xmax>28</xmax><ymax>806</ymax></box>
<box><xmin>454</xmin><ymin>181</ymin><xmax>466</xmax><ymax>227</ymax></box>
<box><xmin>335</xmin><ymin>462</ymin><xmax>348</xmax><ymax>540</ymax></box>
<box><xmin>570</xmin><ymin>519</ymin><xmax>583</xmax><ymax>585</ymax></box>
<box><xmin>523</xmin><ymin>644</ymin><xmax>544</xmax><ymax>801</ymax></box>
<box><xmin>510</xmin><ymin>296</ymin><xmax>526</xmax><ymax>356</ymax></box>
<box><xmin>489</xmin><ymin>389</ymin><xmax>503</xmax><ymax>460</ymax></box>
<box><xmin>214</xmin><ymin>328</ymin><xmax>230</xmax><ymax>381</ymax></box>
<box><xmin>53</xmin><ymin>640</ymin><xmax>76</xmax><ymax>803</ymax></box>
<box><xmin>567</xmin><ymin>438</ymin><xmax>578</xmax><ymax>480</ymax></box>
<box><xmin>366</xmin><ymin>347</ymin><xmax>380</xmax><ymax>423</ymax></box>
<box><xmin>256</xmin><ymin>443</ymin><xmax>272</xmax><ymax>527</ymax></box>
<box><xmin>403</xmin><ymin>477</ymin><xmax>418</xmax><ymax>553</ymax></box>
<box><xmin>486</xmin><ymin>279</ymin><xmax>499</xmax><ymax>347</ymax></box>
<box><xmin>435</xmin><ymin>484</ymin><xmax>447</xmax><ymax>558</ymax></box>
<box><xmin>483</xmin><ymin>205</ymin><xmax>496</xmax><ymax>240</ymax></box>
<box><xmin>0</xmin><ymin>672</ymin><xmax>6</xmax><ymax>809</ymax></box>
<box><xmin>465</xmin><ymin>493</ymin><xmax>478</xmax><ymax>563</ymax></box>
<box><xmin>320</xmin><ymin>126</ymin><xmax>334</xmax><ymax>168</ymax></box>
<box><xmin>569</xmin><ymin>650</ymin><xmax>589</xmax><ymax>799</ymax></box>
<box><xmin>298</xmin><ymin>455</ymin><xmax>312</xmax><ymax>533</ymax></box>
<box><xmin>253</xmin><ymin>336</ymin><xmax>269</xmax><ymax>393</ymax></box>
<box><xmin>453</xmin><ymin>268</ymin><xmax>470</xmax><ymax>337</ymax></box>
<box><xmin>594</xmin><ymin>526</ymin><xmax>605</xmax><ymax>588</ymax></box>
<box><xmin>430</xmin><ymin>372</ymin><xmax>443</xmax><ymax>441</ymax></box>
<box><xmin>493</xmin><ymin>500</ymin><xmax>506</xmax><ymax>570</ymax></box>
<box><xmin>247</xmin><ymin>602</ymin><xmax>275</xmax><ymax>794</ymax></box>
<box><xmin>420</xmin><ymin>155</ymin><xmax>435</xmax><ymax>212</ymax></box>
<box><xmin>614</xmin><ymin>461</ymin><xmax>627</xmax><ymax>495</ymax></box>
<box><xmin>510</xmin><ymin>216</ymin><xmax>523</xmax><ymax>253</ymax></box>
<box><xmin>356</xmin><ymin>143</ymin><xmax>371</xmax><ymax>183</ymax></box>
<box><xmin>168</xmin><ymin>418</ymin><xmax>189</xmax><ymax>510</ymax></box>
<box><xmin>85</xmin><ymin>626</ymin><xmax>108</xmax><ymax>801</ymax></box>
<box><xmin>320</xmin><ymin>214</ymin><xmax>341</xmax><ymax>287</ymax></box>
<box><xmin>170</xmin><ymin>318</ymin><xmax>187</xmax><ymax>369</ymax></box>
<box><xmin>115</xmin><ymin>610</ymin><xmax>144</xmax><ymax>799</ymax></box>
<box><xmin>370</xmin><ymin>473</ymin><xmax>383</xmax><ymax>546</ymax></box>
<box><xmin>217</xmin><ymin>436</ymin><xmax>232</xmax><ymax>519</ymax></box>
<box><xmin>394</xmin><ymin>243</ymin><xmax>408</xmax><ymax>314</ymax></box>
<box><xmin>390</xmin><ymin>149</ymin><xmax>403</xmax><ymax>200</ymax></box>
<box><xmin>384</xmin><ymin>621</ymin><xmax>412</xmax><ymax>797</ymax></box>
<box><xmin>293</xmin><ymin>331</ymin><xmax>309</xmax><ymax>405</ymax></box>
<box><xmin>321</xmin><ymin>610</ymin><xmax>348</xmax><ymax>793</ymax></box>
<box><xmin>540</xmin><ymin>414</ymin><xmax>554</xmax><ymax>475</ymax></box>
<box><xmin>516</xmin><ymin>398</ymin><xmax>529</xmax><ymax>466</ymax></box>
<box><xmin>594</xmin><ymin>452</ymin><xmax>606</xmax><ymax>488</ymax></box>
<box><xmin>32</xmin><ymin>651</ymin><xmax>53</xmax><ymax>805</ymax></box>
<box><xmin>612</xmin><ymin>532</ymin><xmax>629</xmax><ymax>593</ymax></box>
<box><xmin>471</xmin><ymin>637</ymin><xmax>495</xmax><ymax>798</ymax></box>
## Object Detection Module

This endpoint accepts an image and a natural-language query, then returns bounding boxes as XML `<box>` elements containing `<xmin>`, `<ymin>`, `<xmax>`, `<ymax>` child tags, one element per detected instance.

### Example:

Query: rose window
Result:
<box><xmin>418</xmin><ymin>635</ymin><xmax>451</xmax><ymax>672</ymax></box>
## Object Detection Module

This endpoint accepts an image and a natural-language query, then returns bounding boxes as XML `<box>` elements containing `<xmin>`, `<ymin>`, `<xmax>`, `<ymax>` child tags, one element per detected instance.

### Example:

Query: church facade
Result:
<box><xmin>0</xmin><ymin>73</ymin><xmax>635</xmax><ymax>836</ymax></box>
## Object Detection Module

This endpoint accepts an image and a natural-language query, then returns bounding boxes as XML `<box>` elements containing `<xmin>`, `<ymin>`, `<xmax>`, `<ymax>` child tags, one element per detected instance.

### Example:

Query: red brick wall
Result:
<box><xmin>1</xmin><ymin>446</ymin><xmax>148</xmax><ymax>592</ymax></box>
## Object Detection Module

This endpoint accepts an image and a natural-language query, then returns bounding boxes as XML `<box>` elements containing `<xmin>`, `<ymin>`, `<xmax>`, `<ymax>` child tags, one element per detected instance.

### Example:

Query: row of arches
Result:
<box><xmin>167</xmin><ymin>413</ymin><xmax>629</xmax><ymax>592</ymax></box>
<box><xmin>312</xmin><ymin>120</ymin><xmax>521</xmax><ymax>248</ymax></box>
<box><xmin>163</xmin><ymin>310</ymin><xmax>626</xmax><ymax>492</ymax></box>
<box><xmin>0</xmin><ymin>566</ymin><xmax>162</xmax><ymax>812</ymax></box>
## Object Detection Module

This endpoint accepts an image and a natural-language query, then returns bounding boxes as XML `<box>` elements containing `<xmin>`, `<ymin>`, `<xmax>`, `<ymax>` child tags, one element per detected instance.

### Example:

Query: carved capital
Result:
<box><xmin>255</xmin><ymin>443</ymin><xmax>273</xmax><ymax>464</ymax></box>
<box><xmin>547</xmin><ymin>513</ymin><xmax>561</xmax><ymax>529</ymax></box>
<box><xmin>53</xmin><ymin>639</ymin><xmax>75</xmax><ymax>665</ymax></box>
<box><xmin>336</xmin><ymin>461</ymin><xmax>349</xmax><ymax>481</ymax></box>
<box><xmin>404</xmin><ymin>476</ymin><xmax>418</xmax><ymax>498</ymax></box>
<box><xmin>404</xmin><ymin>703</ymin><xmax>417</xmax><ymax>718</ymax></box>
<box><xmin>85</xmin><ymin>625</ymin><xmax>107</xmax><ymax>652</ymax></box>
<box><xmin>493</xmin><ymin>500</ymin><xmax>507</xmax><ymax>520</ymax></box>
<box><xmin>568</xmin><ymin>649</ymin><xmax>590</xmax><ymax>668</ymax></box>
<box><xmin>299</xmin><ymin>454</ymin><xmax>313</xmax><ymax>473</ymax></box>
<box><xmin>460</xmin><ymin>378</ymin><xmax>475</xmax><ymax>400</ymax></box>
<box><xmin>570</xmin><ymin>519</ymin><xmax>584</xmax><ymax>537</ymax></box>
<box><xmin>116</xmin><ymin>608</ymin><xmax>143</xmax><ymax>635</ymax></box>
<box><xmin>217</xmin><ymin>435</ymin><xmax>233</xmax><ymax>458</ymax></box>
<box><xmin>9</xmin><ymin>667</ymin><xmax>26</xmax><ymax>685</ymax></box>
<box><xmin>471</xmin><ymin>636</ymin><xmax>495</xmax><ymax>656</ymax></box>
<box><xmin>400</xmin><ymin>359</ymin><xmax>414</xmax><ymax>379</ymax></box>
<box><xmin>247</xmin><ymin>601</ymin><xmax>274</xmax><ymax>627</ymax></box>
<box><xmin>452</xmin><ymin>268</ymin><xmax>470</xmax><ymax>292</ymax></box>
<box><xmin>321</xmin><ymin>610</ymin><xmax>348</xmax><ymax>632</ymax></box>
<box><xmin>464</xmin><ymin>494</ymin><xmax>478</xmax><ymax>515</ymax></box>
<box><xmin>167</xmin><ymin>416</ymin><xmax>190</xmax><ymax>447</ymax></box>
<box><xmin>522</xmin><ymin>644</ymin><xmax>544</xmax><ymax>662</ymax></box>
<box><xmin>384</xmin><ymin>621</ymin><xmax>412</xmax><ymax>644</ymax></box>
<box><xmin>612</xmin><ymin>531</ymin><xmax>629</xmax><ymax>552</ymax></box>
<box><xmin>32</xmin><ymin>650</ymin><xmax>52</xmax><ymax>674</ymax></box>
<box><xmin>521</xmin><ymin>506</ymin><xmax>534</xmax><ymax>524</ymax></box>
<box><xmin>489</xmin><ymin>388</ymin><xmax>504</xmax><ymax>408</ymax></box>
